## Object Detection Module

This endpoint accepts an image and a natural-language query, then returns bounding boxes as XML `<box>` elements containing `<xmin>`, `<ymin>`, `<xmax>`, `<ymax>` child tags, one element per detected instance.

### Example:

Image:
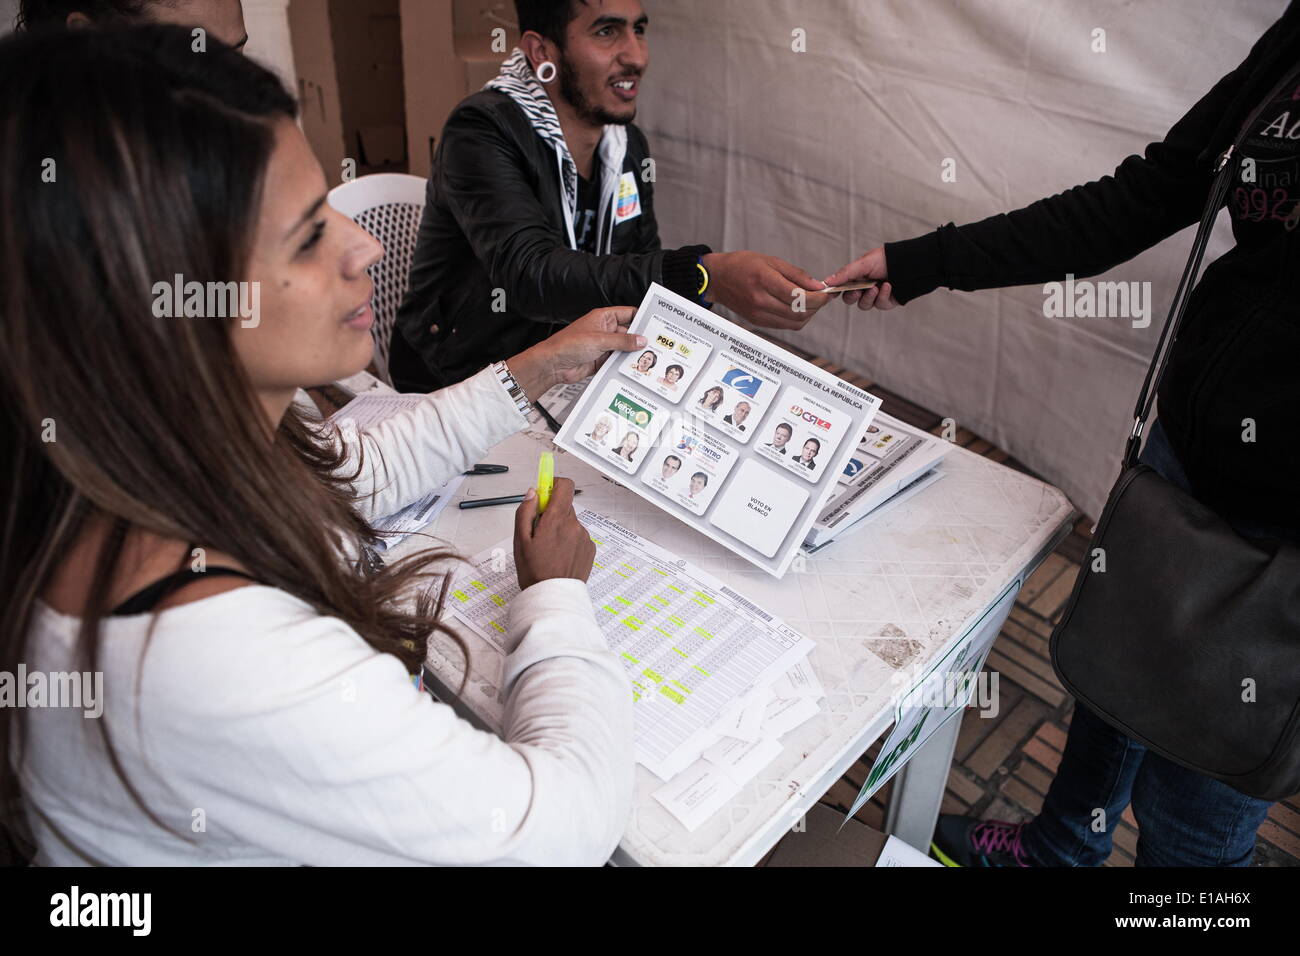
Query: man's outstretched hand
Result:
<box><xmin>704</xmin><ymin>251</ymin><xmax>833</xmax><ymax>330</ymax></box>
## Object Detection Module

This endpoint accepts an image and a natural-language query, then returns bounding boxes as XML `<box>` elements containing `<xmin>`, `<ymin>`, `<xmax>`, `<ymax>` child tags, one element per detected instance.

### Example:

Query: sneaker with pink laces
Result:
<box><xmin>931</xmin><ymin>815</ymin><xmax>1034</xmax><ymax>867</ymax></box>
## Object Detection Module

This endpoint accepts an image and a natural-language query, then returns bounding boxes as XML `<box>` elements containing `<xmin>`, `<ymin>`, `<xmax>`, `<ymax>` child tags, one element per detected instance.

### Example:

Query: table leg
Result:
<box><xmin>882</xmin><ymin>708</ymin><xmax>963</xmax><ymax>852</ymax></box>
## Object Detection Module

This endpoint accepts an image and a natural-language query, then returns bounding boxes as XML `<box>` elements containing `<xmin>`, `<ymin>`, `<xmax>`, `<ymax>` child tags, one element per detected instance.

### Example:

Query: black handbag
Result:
<box><xmin>1049</xmin><ymin>71</ymin><xmax>1300</xmax><ymax>803</ymax></box>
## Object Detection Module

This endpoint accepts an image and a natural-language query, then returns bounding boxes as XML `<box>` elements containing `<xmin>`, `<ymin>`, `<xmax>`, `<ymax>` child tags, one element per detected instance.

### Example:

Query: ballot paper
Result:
<box><xmin>555</xmin><ymin>284</ymin><xmax>882</xmax><ymax>577</ymax></box>
<box><xmin>445</xmin><ymin>509</ymin><xmax>813</xmax><ymax>780</ymax></box>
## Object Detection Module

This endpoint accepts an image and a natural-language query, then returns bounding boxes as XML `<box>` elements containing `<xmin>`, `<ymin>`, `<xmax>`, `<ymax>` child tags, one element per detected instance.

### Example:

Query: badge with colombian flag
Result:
<box><xmin>615</xmin><ymin>170</ymin><xmax>642</xmax><ymax>223</ymax></box>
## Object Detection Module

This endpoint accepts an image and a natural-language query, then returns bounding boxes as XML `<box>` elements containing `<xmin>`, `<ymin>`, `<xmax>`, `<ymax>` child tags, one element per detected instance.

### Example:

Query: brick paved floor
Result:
<box><xmin>768</xmin><ymin>344</ymin><xmax>1300</xmax><ymax>868</ymax></box>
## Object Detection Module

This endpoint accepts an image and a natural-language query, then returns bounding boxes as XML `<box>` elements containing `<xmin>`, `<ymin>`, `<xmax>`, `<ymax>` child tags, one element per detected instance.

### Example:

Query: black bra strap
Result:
<box><xmin>109</xmin><ymin>567</ymin><xmax>260</xmax><ymax>617</ymax></box>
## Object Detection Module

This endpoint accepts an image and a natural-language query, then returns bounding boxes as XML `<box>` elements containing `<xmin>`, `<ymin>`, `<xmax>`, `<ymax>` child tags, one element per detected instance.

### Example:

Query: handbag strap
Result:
<box><xmin>1121</xmin><ymin>61</ymin><xmax>1300</xmax><ymax>471</ymax></box>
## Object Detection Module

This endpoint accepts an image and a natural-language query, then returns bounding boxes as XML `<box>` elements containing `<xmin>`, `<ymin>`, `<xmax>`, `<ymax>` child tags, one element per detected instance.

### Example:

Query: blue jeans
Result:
<box><xmin>1019</xmin><ymin>419</ymin><xmax>1285</xmax><ymax>867</ymax></box>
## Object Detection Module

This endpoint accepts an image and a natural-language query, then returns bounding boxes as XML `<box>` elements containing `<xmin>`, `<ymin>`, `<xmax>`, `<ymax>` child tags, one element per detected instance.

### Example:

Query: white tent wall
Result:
<box><xmin>635</xmin><ymin>0</ymin><xmax>1287</xmax><ymax>521</ymax></box>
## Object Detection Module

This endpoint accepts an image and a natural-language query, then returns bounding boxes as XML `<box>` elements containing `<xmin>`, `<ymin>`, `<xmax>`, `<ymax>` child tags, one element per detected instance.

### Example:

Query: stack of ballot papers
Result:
<box><xmin>803</xmin><ymin>411</ymin><xmax>950</xmax><ymax>551</ymax></box>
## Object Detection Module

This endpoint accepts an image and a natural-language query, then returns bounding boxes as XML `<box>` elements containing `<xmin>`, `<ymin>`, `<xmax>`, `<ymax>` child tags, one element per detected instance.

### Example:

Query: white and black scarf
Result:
<box><xmin>486</xmin><ymin>48</ymin><xmax>628</xmax><ymax>252</ymax></box>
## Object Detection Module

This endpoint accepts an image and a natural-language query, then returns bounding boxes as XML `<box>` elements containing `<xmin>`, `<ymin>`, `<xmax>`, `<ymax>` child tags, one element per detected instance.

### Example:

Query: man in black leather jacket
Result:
<box><xmin>390</xmin><ymin>0</ymin><xmax>833</xmax><ymax>392</ymax></box>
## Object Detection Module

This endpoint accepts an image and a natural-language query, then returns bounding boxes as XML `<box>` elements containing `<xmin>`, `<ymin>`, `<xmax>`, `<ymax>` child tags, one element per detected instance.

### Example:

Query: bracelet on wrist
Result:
<box><xmin>695</xmin><ymin>256</ymin><xmax>712</xmax><ymax>308</ymax></box>
<box><xmin>492</xmin><ymin>360</ymin><xmax>534</xmax><ymax>419</ymax></box>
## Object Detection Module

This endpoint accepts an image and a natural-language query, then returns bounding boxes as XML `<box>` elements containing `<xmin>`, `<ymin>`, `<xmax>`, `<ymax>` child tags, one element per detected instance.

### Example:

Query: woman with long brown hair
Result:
<box><xmin>0</xmin><ymin>25</ymin><xmax>642</xmax><ymax>865</ymax></box>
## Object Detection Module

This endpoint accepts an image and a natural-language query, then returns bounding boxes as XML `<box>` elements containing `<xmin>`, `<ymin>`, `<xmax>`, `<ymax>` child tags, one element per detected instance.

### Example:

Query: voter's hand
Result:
<box><xmin>824</xmin><ymin>247</ymin><xmax>898</xmax><ymax>311</ymax></box>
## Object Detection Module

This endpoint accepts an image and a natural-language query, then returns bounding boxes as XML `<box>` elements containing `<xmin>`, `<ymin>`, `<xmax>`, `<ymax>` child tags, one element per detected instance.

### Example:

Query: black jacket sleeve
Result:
<box><xmin>624</xmin><ymin>126</ymin><xmax>707</xmax><ymax>296</ymax></box>
<box><xmin>438</xmin><ymin>104</ymin><xmax>704</xmax><ymax>319</ymax></box>
<box><xmin>883</xmin><ymin>15</ymin><xmax>1284</xmax><ymax>305</ymax></box>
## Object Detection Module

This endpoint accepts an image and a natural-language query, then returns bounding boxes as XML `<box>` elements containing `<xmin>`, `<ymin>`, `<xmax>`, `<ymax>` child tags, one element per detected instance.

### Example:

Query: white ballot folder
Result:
<box><xmin>556</xmin><ymin>284</ymin><xmax>882</xmax><ymax>576</ymax></box>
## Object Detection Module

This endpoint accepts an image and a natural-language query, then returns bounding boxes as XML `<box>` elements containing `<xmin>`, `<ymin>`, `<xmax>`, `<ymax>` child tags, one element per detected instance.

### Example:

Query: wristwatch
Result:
<box><xmin>492</xmin><ymin>360</ymin><xmax>533</xmax><ymax>419</ymax></box>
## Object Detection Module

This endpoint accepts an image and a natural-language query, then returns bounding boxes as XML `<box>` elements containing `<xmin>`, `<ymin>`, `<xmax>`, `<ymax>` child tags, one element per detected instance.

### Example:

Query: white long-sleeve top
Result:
<box><xmin>18</xmin><ymin>368</ymin><xmax>635</xmax><ymax>866</ymax></box>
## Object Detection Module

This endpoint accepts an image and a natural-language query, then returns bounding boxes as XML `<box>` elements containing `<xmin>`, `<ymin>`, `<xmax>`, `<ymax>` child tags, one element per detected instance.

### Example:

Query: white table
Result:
<box><xmin>401</xmin><ymin>416</ymin><xmax>1074</xmax><ymax>866</ymax></box>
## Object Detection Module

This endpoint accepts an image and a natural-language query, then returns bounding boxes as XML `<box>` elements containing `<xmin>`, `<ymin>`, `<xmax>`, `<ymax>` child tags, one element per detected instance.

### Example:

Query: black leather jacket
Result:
<box><xmin>392</xmin><ymin>90</ymin><xmax>709</xmax><ymax>390</ymax></box>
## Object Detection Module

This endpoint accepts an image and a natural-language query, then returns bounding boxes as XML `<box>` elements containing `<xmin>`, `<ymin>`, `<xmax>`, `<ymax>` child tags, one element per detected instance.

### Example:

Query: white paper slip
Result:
<box><xmin>772</xmin><ymin>660</ymin><xmax>825</xmax><ymax>701</ymax></box>
<box><xmin>652</xmin><ymin>760</ymin><xmax>743</xmax><ymax>833</ymax></box>
<box><xmin>328</xmin><ymin>392</ymin><xmax>427</xmax><ymax>429</ymax></box>
<box><xmin>655</xmin><ymin>736</ymin><xmax>784</xmax><ymax>833</ymax></box>
<box><xmin>805</xmin><ymin>468</ymin><xmax>945</xmax><ymax>555</ymax></box>
<box><xmin>877</xmin><ymin>834</ymin><xmax>942</xmax><ymax>867</ymax></box>
<box><xmin>556</xmin><ymin>283</ymin><xmax>882</xmax><ymax>577</ymax></box>
<box><xmin>334</xmin><ymin>369</ymin><xmax>396</xmax><ymax>398</ymax></box>
<box><xmin>703</xmin><ymin>734</ymin><xmax>784</xmax><ymax>779</ymax></box>
<box><xmin>718</xmin><ymin>686</ymin><xmax>772</xmax><ymax>744</ymax></box>
<box><xmin>445</xmin><ymin>509</ymin><xmax>813</xmax><ymax>780</ymax></box>
<box><xmin>762</xmin><ymin>694</ymin><xmax>822</xmax><ymax>740</ymax></box>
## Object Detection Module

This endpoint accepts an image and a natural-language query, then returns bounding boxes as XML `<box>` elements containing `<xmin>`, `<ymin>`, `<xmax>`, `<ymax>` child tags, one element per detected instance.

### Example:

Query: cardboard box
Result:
<box><xmin>764</xmin><ymin>804</ymin><xmax>941</xmax><ymax>867</ymax></box>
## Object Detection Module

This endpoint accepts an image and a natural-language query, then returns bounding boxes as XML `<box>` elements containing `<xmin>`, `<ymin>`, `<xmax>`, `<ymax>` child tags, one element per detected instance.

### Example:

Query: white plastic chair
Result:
<box><xmin>328</xmin><ymin>173</ymin><xmax>427</xmax><ymax>384</ymax></box>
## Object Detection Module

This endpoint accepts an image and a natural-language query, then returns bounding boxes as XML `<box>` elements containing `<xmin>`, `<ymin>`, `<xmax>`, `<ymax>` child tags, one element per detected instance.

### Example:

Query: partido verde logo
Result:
<box><xmin>609</xmin><ymin>393</ymin><xmax>653</xmax><ymax>428</ymax></box>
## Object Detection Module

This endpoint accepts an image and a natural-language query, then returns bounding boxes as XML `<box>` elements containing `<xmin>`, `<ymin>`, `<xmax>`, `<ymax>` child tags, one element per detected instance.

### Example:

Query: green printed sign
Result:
<box><xmin>609</xmin><ymin>393</ymin><xmax>652</xmax><ymax>428</ymax></box>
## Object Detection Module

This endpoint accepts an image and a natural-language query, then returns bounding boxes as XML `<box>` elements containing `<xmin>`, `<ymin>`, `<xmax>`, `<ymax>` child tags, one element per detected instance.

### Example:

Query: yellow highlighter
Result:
<box><xmin>536</xmin><ymin>452</ymin><xmax>555</xmax><ymax>515</ymax></box>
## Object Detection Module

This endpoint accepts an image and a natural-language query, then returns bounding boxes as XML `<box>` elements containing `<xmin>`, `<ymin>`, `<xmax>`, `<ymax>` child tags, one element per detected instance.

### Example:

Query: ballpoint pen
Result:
<box><xmin>533</xmin><ymin>401</ymin><xmax>562</xmax><ymax>433</ymax></box>
<box><xmin>458</xmin><ymin>489</ymin><xmax>582</xmax><ymax>510</ymax></box>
